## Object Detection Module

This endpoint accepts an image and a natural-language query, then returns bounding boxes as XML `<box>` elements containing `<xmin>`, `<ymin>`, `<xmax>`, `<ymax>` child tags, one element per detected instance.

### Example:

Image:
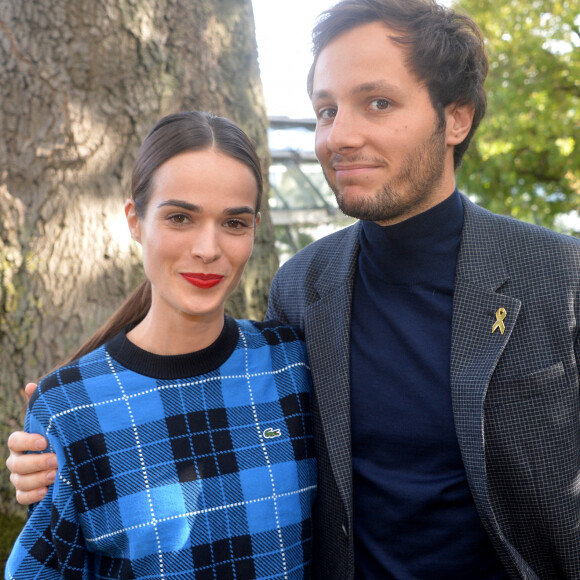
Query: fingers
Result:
<box><xmin>6</xmin><ymin>431</ymin><xmax>57</xmax><ymax>498</ymax></box>
<box><xmin>7</xmin><ymin>431</ymin><xmax>47</xmax><ymax>454</ymax></box>
<box><xmin>24</xmin><ymin>382</ymin><xmax>38</xmax><ymax>402</ymax></box>
<box><xmin>7</xmin><ymin>453</ymin><xmax>57</xmax><ymax>505</ymax></box>
<box><xmin>6</xmin><ymin>448</ymin><xmax>57</xmax><ymax>475</ymax></box>
<box><xmin>16</xmin><ymin>486</ymin><xmax>50</xmax><ymax>505</ymax></box>
<box><xmin>7</xmin><ymin>384</ymin><xmax>50</xmax><ymax>507</ymax></box>
<box><xmin>11</xmin><ymin>467</ymin><xmax>56</xmax><ymax>490</ymax></box>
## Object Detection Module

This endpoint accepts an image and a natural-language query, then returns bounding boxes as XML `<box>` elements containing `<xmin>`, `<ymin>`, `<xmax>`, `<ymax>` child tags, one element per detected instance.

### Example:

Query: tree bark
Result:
<box><xmin>0</xmin><ymin>0</ymin><xmax>276</xmax><ymax>515</ymax></box>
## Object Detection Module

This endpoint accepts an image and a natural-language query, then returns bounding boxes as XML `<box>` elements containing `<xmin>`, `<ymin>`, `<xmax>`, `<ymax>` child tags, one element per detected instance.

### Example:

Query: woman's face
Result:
<box><xmin>126</xmin><ymin>149</ymin><xmax>259</xmax><ymax>326</ymax></box>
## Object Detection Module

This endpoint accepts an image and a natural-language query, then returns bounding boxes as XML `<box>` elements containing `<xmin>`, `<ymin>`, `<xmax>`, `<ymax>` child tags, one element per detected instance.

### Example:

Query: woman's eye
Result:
<box><xmin>168</xmin><ymin>214</ymin><xmax>189</xmax><ymax>225</ymax></box>
<box><xmin>370</xmin><ymin>99</ymin><xmax>391</xmax><ymax>111</ymax></box>
<box><xmin>225</xmin><ymin>219</ymin><xmax>248</xmax><ymax>230</ymax></box>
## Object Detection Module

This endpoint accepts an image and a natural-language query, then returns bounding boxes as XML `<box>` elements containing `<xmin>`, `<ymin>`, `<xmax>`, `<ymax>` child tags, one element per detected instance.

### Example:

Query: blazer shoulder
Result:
<box><xmin>267</xmin><ymin>223</ymin><xmax>360</xmax><ymax>324</ymax></box>
<box><xmin>465</xmin><ymin>197</ymin><xmax>578</xmax><ymax>243</ymax></box>
<box><xmin>463</xmin><ymin>197</ymin><xmax>580</xmax><ymax>280</ymax></box>
<box><xmin>275</xmin><ymin>222</ymin><xmax>361</xmax><ymax>280</ymax></box>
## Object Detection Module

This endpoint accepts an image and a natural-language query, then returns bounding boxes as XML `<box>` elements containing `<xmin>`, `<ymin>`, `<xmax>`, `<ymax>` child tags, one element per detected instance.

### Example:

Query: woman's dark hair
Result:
<box><xmin>133</xmin><ymin>111</ymin><xmax>263</xmax><ymax>218</ymax></box>
<box><xmin>59</xmin><ymin>111</ymin><xmax>262</xmax><ymax>366</ymax></box>
<box><xmin>307</xmin><ymin>0</ymin><xmax>488</xmax><ymax>168</ymax></box>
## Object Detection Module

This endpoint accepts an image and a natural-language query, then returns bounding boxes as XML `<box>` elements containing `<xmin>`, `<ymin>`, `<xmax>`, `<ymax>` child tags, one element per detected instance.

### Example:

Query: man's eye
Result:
<box><xmin>318</xmin><ymin>107</ymin><xmax>337</xmax><ymax>120</ymax></box>
<box><xmin>370</xmin><ymin>99</ymin><xmax>390</xmax><ymax>111</ymax></box>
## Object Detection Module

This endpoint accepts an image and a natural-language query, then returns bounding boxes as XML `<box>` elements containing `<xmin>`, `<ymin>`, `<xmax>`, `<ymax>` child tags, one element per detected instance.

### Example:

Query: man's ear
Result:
<box><xmin>124</xmin><ymin>199</ymin><xmax>141</xmax><ymax>243</ymax></box>
<box><xmin>445</xmin><ymin>102</ymin><xmax>475</xmax><ymax>146</ymax></box>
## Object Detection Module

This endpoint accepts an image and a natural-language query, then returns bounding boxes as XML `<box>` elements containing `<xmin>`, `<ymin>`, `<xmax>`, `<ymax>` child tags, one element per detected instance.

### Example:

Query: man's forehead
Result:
<box><xmin>310</xmin><ymin>23</ymin><xmax>414</xmax><ymax>99</ymax></box>
<box><xmin>313</xmin><ymin>22</ymin><xmax>404</xmax><ymax>68</ymax></box>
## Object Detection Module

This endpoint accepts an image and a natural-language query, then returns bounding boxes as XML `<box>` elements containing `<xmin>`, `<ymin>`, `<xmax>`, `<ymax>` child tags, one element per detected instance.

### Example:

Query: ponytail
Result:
<box><xmin>57</xmin><ymin>280</ymin><xmax>151</xmax><ymax>368</ymax></box>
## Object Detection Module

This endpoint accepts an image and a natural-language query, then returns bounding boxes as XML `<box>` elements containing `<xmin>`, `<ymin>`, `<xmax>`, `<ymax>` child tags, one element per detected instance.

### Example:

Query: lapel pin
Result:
<box><xmin>491</xmin><ymin>308</ymin><xmax>507</xmax><ymax>335</ymax></box>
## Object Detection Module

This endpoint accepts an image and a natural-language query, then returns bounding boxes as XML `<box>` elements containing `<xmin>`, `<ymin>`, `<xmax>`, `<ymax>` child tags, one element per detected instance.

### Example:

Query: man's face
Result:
<box><xmin>311</xmin><ymin>22</ymin><xmax>459</xmax><ymax>226</ymax></box>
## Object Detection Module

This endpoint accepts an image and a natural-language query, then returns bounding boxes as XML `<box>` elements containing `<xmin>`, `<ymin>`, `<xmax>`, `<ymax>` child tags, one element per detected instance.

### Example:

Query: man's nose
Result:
<box><xmin>325</xmin><ymin>108</ymin><xmax>365</xmax><ymax>153</ymax></box>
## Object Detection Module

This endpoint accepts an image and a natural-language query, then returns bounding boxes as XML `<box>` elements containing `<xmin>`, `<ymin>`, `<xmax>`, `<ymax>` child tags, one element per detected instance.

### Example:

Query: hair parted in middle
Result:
<box><xmin>307</xmin><ymin>0</ymin><xmax>488</xmax><ymax>168</ymax></box>
<box><xmin>132</xmin><ymin>111</ymin><xmax>263</xmax><ymax>218</ymax></box>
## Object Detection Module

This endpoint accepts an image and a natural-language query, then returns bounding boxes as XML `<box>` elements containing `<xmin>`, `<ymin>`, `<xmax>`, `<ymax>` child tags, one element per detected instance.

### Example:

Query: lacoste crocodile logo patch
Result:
<box><xmin>263</xmin><ymin>428</ymin><xmax>281</xmax><ymax>439</ymax></box>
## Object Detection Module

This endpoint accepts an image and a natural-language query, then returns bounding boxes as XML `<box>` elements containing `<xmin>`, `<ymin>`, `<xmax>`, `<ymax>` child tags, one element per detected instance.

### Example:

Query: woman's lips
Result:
<box><xmin>181</xmin><ymin>273</ymin><xmax>224</xmax><ymax>289</ymax></box>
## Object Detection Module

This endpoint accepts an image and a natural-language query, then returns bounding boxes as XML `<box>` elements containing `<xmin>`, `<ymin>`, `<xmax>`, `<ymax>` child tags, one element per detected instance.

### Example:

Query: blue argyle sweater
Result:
<box><xmin>6</xmin><ymin>317</ymin><xmax>316</xmax><ymax>580</ymax></box>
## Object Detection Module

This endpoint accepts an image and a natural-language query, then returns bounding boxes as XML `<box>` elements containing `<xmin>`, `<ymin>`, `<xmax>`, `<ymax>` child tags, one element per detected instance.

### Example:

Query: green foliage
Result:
<box><xmin>454</xmin><ymin>0</ymin><xmax>580</xmax><ymax>231</ymax></box>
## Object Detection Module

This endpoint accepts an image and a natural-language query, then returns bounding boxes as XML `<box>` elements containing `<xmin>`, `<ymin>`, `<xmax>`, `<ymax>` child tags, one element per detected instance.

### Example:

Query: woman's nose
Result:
<box><xmin>190</xmin><ymin>225</ymin><xmax>221</xmax><ymax>263</ymax></box>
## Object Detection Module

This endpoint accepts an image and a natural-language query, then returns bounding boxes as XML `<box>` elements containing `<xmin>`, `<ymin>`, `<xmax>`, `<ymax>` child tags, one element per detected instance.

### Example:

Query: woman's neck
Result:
<box><xmin>127</xmin><ymin>308</ymin><xmax>226</xmax><ymax>355</ymax></box>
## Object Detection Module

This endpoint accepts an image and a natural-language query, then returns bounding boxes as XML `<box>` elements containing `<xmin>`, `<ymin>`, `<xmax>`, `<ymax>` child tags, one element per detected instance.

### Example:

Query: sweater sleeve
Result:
<box><xmin>5</xmin><ymin>406</ymin><xmax>91</xmax><ymax>580</ymax></box>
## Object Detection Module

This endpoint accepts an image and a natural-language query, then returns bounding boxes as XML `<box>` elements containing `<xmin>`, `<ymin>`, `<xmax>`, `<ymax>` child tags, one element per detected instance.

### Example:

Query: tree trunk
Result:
<box><xmin>0</xmin><ymin>0</ymin><xmax>277</xmax><ymax>516</ymax></box>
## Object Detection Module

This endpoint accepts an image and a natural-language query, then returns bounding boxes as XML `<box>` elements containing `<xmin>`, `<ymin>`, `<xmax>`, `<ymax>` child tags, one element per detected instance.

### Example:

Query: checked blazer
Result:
<box><xmin>266</xmin><ymin>194</ymin><xmax>580</xmax><ymax>580</ymax></box>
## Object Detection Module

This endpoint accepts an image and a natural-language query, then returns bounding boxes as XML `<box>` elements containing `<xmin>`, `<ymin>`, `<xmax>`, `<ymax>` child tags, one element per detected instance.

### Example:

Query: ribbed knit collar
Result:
<box><xmin>105</xmin><ymin>315</ymin><xmax>240</xmax><ymax>379</ymax></box>
<box><xmin>359</xmin><ymin>189</ymin><xmax>464</xmax><ymax>285</ymax></box>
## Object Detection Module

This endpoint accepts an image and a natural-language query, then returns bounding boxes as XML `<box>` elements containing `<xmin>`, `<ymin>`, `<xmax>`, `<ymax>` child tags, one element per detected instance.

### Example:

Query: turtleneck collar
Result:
<box><xmin>359</xmin><ymin>189</ymin><xmax>464</xmax><ymax>286</ymax></box>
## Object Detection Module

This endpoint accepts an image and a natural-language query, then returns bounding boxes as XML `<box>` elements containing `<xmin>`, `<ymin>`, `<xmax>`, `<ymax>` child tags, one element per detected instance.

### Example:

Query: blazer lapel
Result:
<box><xmin>305</xmin><ymin>222</ymin><xmax>361</xmax><ymax>523</ymax></box>
<box><xmin>450</xmin><ymin>198</ymin><xmax>521</xmax><ymax>522</ymax></box>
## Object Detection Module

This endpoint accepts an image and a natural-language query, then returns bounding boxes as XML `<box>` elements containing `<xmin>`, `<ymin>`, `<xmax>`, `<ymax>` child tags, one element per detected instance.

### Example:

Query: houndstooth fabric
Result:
<box><xmin>6</xmin><ymin>317</ymin><xmax>316</xmax><ymax>580</ymax></box>
<box><xmin>266</xmin><ymin>195</ymin><xmax>580</xmax><ymax>580</ymax></box>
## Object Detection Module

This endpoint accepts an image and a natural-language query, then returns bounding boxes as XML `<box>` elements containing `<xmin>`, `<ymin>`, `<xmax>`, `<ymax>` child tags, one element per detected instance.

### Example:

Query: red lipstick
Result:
<box><xmin>181</xmin><ymin>273</ymin><xmax>224</xmax><ymax>289</ymax></box>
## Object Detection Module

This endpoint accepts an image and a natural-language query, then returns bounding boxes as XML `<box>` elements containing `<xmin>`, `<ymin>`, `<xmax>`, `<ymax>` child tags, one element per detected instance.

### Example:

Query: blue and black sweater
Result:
<box><xmin>7</xmin><ymin>317</ymin><xmax>316</xmax><ymax>579</ymax></box>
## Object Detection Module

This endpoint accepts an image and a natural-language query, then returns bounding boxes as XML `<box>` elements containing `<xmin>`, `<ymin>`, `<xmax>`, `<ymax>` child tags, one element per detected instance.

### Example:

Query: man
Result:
<box><xmin>7</xmin><ymin>0</ymin><xmax>580</xmax><ymax>578</ymax></box>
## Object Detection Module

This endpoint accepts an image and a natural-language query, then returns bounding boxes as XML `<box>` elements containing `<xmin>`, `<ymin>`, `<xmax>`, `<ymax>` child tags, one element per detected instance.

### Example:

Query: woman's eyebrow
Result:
<box><xmin>224</xmin><ymin>206</ymin><xmax>256</xmax><ymax>216</ymax></box>
<box><xmin>157</xmin><ymin>200</ymin><xmax>255</xmax><ymax>216</ymax></box>
<box><xmin>157</xmin><ymin>199</ymin><xmax>201</xmax><ymax>212</ymax></box>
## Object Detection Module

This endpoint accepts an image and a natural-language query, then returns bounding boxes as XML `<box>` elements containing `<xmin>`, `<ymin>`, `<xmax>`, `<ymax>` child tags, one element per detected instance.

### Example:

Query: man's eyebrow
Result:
<box><xmin>352</xmin><ymin>81</ymin><xmax>403</xmax><ymax>96</ymax></box>
<box><xmin>311</xmin><ymin>89</ymin><xmax>332</xmax><ymax>102</ymax></box>
<box><xmin>311</xmin><ymin>81</ymin><xmax>404</xmax><ymax>102</ymax></box>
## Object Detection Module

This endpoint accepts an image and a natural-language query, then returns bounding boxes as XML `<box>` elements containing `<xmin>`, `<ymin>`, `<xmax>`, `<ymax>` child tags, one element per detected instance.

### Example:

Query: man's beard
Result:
<box><xmin>324</xmin><ymin>119</ymin><xmax>448</xmax><ymax>223</ymax></box>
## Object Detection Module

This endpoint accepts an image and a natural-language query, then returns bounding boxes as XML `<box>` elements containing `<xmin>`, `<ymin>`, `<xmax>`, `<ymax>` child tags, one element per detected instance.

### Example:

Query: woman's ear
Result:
<box><xmin>445</xmin><ymin>102</ymin><xmax>475</xmax><ymax>146</ymax></box>
<box><xmin>124</xmin><ymin>199</ymin><xmax>141</xmax><ymax>243</ymax></box>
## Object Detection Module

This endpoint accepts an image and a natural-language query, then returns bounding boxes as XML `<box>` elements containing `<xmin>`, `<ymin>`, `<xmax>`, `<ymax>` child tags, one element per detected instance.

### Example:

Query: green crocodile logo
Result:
<box><xmin>263</xmin><ymin>428</ymin><xmax>282</xmax><ymax>439</ymax></box>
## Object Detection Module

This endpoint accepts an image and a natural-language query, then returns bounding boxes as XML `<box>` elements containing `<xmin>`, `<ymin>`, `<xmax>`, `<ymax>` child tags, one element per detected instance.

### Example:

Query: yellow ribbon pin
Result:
<box><xmin>491</xmin><ymin>308</ymin><xmax>507</xmax><ymax>335</ymax></box>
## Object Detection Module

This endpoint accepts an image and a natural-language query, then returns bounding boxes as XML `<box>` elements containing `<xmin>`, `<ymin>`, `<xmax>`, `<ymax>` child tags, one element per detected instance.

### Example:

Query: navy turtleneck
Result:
<box><xmin>350</xmin><ymin>190</ymin><xmax>507</xmax><ymax>579</ymax></box>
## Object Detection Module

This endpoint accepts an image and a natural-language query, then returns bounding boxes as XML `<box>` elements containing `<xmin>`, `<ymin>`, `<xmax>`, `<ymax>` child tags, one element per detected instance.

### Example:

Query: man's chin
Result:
<box><xmin>328</xmin><ymin>180</ymin><xmax>390</xmax><ymax>220</ymax></box>
<box><xmin>336</xmin><ymin>196</ymin><xmax>407</xmax><ymax>223</ymax></box>
<box><xmin>334</xmin><ymin>190</ymin><xmax>376</xmax><ymax>219</ymax></box>
<box><xmin>337</xmin><ymin>200</ymin><xmax>378</xmax><ymax>221</ymax></box>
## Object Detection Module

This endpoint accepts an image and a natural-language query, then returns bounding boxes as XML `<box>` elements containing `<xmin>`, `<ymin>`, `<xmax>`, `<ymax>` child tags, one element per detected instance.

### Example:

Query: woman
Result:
<box><xmin>6</xmin><ymin>111</ymin><xmax>316</xmax><ymax>579</ymax></box>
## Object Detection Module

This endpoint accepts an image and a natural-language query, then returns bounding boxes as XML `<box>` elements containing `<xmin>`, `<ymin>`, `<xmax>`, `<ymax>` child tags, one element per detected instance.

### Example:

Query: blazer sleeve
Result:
<box><xmin>266</xmin><ymin>269</ymin><xmax>290</xmax><ymax>324</ymax></box>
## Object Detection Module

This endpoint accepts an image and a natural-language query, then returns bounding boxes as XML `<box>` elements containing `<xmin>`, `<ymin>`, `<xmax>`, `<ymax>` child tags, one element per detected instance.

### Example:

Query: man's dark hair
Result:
<box><xmin>307</xmin><ymin>0</ymin><xmax>488</xmax><ymax>168</ymax></box>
